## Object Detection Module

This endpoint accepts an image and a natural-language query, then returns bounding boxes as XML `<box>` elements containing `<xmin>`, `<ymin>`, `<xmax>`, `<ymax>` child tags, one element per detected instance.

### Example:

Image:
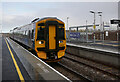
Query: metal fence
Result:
<box><xmin>66</xmin><ymin>24</ymin><xmax>99</xmax><ymax>43</ymax></box>
<box><xmin>66</xmin><ymin>24</ymin><xmax>119</xmax><ymax>52</ymax></box>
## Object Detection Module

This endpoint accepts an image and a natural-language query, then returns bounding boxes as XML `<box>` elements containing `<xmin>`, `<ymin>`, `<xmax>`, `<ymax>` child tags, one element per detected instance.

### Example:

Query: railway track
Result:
<box><xmin>48</xmin><ymin>62</ymin><xmax>92</xmax><ymax>81</ymax></box>
<box><xmin>58</xmin><ymin>62</ymin><xmax>93</xmax><ymax>81</ymax></box>
<box><xmin>63</xmin><ymin>53</ymin><xmax>120</xmax><ymax>80</ymax></box>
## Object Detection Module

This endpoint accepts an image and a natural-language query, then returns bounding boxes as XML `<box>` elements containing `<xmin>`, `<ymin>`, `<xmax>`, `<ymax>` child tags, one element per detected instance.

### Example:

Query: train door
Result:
<box><xmin>49</xmin><ymin>25</ymin><xmax>56</xmax><ymax>49</ymax></box>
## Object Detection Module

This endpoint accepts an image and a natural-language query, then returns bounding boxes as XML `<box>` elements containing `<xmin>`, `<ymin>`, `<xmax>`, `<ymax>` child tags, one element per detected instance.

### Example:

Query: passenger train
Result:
<box><xmin>10</xmin><ymin>17</ymin><xmax>66</xmax><ymax>62</ymax></box>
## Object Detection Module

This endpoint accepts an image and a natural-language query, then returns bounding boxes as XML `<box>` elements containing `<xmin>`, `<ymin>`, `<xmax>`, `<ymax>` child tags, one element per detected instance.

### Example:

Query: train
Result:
<box><xmin>10</xmin><ymin>17</ymin><xmax>66</xmax><ymax>62</ymax></box>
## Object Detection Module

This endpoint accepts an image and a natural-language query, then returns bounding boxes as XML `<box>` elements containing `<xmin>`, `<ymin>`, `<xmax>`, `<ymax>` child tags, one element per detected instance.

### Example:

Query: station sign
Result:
<box><xmin>110</xmin><ymin>19</ymin><xmax>120</xmax><ymax>24</ymax></box>
<box><xmin>70</xmin><ymin>32</ymin><xmax>80</xmax><ymax>38</ymax></box>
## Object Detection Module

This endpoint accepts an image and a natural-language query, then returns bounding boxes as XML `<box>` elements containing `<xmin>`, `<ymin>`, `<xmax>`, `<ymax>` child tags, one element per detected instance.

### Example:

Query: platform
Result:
<box><xmin>1</xmin><ymin>35</ymin><xmax>70</xmax><ymax>81</ymax></box>
<box><xmin>66</xmin><ymin>42</ymin><xmax>120</xmax><ymax>68</ymax></box>
<box><xmin>67</xmin><ymin>40</ymin><xmax>119</xmax><ymax>54</ymax></box>
<box><xmin>2</xmin><ymin>36</ymin><xmax>31</xmax><ymax>80</ymax></box>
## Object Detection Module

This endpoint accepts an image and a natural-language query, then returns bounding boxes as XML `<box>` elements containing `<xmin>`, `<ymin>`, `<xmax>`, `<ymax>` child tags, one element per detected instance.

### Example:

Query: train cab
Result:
<box><xmin>34</xmin><ymin>17</ymin><xmax>66</xmax><ymax>62</ymax></box>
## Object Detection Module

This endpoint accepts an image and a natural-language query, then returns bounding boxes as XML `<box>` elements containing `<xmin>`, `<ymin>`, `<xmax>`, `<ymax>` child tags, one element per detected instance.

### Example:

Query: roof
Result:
<box><xmin>32</xmin><ymin>17</ymin><xmax>63</xmax><ymax>23</ymax></box>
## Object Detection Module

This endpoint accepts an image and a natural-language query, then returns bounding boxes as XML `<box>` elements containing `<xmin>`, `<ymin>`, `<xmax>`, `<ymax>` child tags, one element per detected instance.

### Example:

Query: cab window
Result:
<box><xmin>58</xmin><ymin>28</ymin><xmax>65</xmax><ymax>40</ymax></box>
<box><xmin>37</xmin><ymin>27</ymin><xmax>44</xmax><ymax>40</ymax></box>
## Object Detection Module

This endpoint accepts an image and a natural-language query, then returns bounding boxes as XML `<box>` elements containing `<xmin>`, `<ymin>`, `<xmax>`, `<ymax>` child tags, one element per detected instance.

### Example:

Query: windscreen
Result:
<box><xmin>37</xmin><ymin>27</ymin><xmax>44</xmax><ymax>40</ymax></box>
<box><xmin>58</xmin><ymin>28</ymin><xmax>65</xmax><ymax>40</ymax></box>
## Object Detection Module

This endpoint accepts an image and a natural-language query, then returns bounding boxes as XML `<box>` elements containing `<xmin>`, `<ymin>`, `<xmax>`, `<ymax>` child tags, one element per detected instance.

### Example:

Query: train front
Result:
<box><xmin>35</xmin><ymin>17</ymin><xmax>66</xmax><ymax>62</ymax></box>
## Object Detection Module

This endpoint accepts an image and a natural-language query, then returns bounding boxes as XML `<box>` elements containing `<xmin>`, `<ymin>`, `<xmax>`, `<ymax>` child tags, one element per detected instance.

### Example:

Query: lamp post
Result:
<box><xmin>98</xmin><ymin>12</ymin><xmax>102</xmax><ymax>31</ymax></box>
<box><xmin>90</xmin><ymin>10</ymin><xmax>96</xmax><ymax>43</ymax></box>
<box><xmin>67</xmin><ymin>17</ymin><xmax>69</xmax><ymax>31</ymax></box>
<box><xmin>67</xmin><ymin>17</ymin><xmax>70</xmax><ymax>41</ymax></box>
<box><xmin>98</xmin><ymin>12</ymin><xmax>102</xmax><ymax>41</ymax></box>
<box><xmin>86</xmin><ymin>20</ymin><xmax>88</xmax><ymax>42</ymax></box>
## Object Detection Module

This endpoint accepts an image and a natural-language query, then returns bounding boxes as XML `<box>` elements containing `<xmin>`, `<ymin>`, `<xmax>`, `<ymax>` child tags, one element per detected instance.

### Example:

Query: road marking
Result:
<box><xmin>5</xmin><ymin>38</ymin><xmax>25</xmax><ymax>81</ymax></box>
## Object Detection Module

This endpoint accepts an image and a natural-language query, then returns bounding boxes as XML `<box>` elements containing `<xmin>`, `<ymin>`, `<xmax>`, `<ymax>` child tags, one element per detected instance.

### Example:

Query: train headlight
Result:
<box><xmin>39</xmin><ymin>41</ymin><xmax>44</xmax><ymax>44</ymax></box>
<box><xmin>59</xmin><ymin>41</ymin><xmax>63</xmax><ymax>43</ymax></box>
<box><xmin>39</xmin><ymin>41</ymin><xmax>42</xmax><ymax>44</ymax></box>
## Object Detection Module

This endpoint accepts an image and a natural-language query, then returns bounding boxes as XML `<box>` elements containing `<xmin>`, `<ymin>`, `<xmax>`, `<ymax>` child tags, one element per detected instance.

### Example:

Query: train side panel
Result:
<box><xmin>12</xmin><ymin>23</ymin><xmax>36</xmax><ymax>49</ymax></box>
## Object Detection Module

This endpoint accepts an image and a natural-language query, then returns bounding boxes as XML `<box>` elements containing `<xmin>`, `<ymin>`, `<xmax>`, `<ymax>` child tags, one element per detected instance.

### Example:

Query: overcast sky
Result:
<box><xmin>0</xmin><ymin>1</ymin><xmax>119</xmax><ymax>33</ymax></box>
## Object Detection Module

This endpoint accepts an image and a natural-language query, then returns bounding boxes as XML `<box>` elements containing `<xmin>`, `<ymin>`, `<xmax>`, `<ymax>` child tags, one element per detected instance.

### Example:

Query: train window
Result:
<box><xmin>31</xmin><ymin>29</ymin><xmax>34</xmax><ymax>39</ymax></box>
<box><xmin>26</xmin><ymin>30</ymin><xmax>28</xmax><ymax>35</ymax></box>
<box><xmin>22</xmin><ymin>31</ymin><xmax>24</xmax><ymax>35</ymax></box>
<box><xmin>58</xmin><ymin>28</ymin><xmax>65</xmax><ymax>40</ymax></box>
<box><xmin>59</xmin><ymin>24</ymin><xmax>64</xmax><ymax>27</ymax></box>
<box><xmin>28</xmin><ymin>30</ymin><xmax>31</xmax><ymax>38</ymax></box>
<box><xmin>38</xmin><ymin>23</ymin><xmax>44</xmax><ymax>26</ymax></box>
<box><xmin>37</xmin><ymin>27</ymin><xmax>44</xmax><ymax>40</ymax></box>
<box><xmin>25</xmin><ymin>30</ymin><xmax>26</xmax><ymax>35</ymax></box>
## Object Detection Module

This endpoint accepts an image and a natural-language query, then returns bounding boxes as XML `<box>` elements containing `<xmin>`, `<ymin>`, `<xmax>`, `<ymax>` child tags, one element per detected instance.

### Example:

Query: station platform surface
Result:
<box><xmin>67</xmin><ymin>40</ymin><xmax>119</xmax><ymax>54</ymax></box>
<box><xmin>2</xmin><ymin>36</ymin><xmax>31</xmax><ymax>80</ymax></box>
<box><xmin>1</xmin><ymin>35</ymin><xmax>70</xmax><ymax>81</ymax></box>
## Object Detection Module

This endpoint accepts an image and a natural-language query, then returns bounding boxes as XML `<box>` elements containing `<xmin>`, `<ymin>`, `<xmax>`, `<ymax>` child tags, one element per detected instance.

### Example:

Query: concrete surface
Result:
<box><xmin>2</xmin><ymin>36</ymin><xmax>31</xmax><ymax>81</ymax></box>
<box><xmin>66</xmin><ymin>43</ymin><xmax>120</xmax><ymax>68</ymax></box>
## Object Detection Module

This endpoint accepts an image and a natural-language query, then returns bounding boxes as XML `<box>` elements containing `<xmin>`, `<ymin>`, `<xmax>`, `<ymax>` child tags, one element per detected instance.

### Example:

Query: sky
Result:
<box><xmin>0</xmin><ymin>1</ymin><xmax>119</xmax><ymax>33</ymax></box>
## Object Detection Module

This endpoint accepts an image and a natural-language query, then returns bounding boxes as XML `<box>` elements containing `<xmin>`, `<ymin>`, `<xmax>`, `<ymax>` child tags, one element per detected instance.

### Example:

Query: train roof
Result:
<box><xmin>32</xmin><ymin>17</ymin><xmax>63</xmax><ymax>23</ymax></box>
<box><xmin>12</xmin><ymin>17</ymin><xmax>64</xmax><ymax>31</ymax></box>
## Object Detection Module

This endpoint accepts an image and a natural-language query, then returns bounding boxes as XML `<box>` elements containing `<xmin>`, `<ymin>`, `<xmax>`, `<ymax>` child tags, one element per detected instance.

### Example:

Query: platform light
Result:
<box><xmin>90</xmin><ymin>10</ymin><xmax>94</xmax><ymax>13</ymax></box>
<box><xmin>98</xmin><ymin>11</ymin><xmax>102</xmax><ymax>14</ymax></box>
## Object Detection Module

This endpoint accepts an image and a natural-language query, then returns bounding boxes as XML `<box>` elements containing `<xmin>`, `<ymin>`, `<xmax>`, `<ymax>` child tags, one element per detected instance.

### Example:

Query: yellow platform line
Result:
<box><xmin>110</xmin><ymin>41</ymin><xmax>118</xmax><ymax>43</ymax></box>
<box><xmin>95</xmin><ymin>43</ymin><xmax>103</xmax><ymax>44</ymax></box>
<box><xmin>103</xmin><ymin>43</ymin><xmax>118</xmax><ymax>46</ymax></box>
<box><xmin>5</xmin><ymin>38</ymin><xmax>25</xmax><ymax>81</ymax></box>
<box><xmin>110</xmin><ymin>45</ymin><xmax>119</xmax><ymax>47</ymax></box>
<box><xmin>95</xmin><ymin>42</ymin><xmax>119</xmax><ymax>47</ymax></box>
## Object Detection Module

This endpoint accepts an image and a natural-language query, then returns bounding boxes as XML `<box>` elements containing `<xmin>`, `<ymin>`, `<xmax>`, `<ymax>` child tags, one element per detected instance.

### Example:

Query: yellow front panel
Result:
<box><xmin>49</xmin><ymin>25</ymin><xmax>56</xmax><ymax>49</ymax></box>
<box><xmin>58</xmin><ymin>50</ymin><xmax>65</xmax><ymax>58</ymax></box>
<box><xmin>37</xmin><ymin>51</ymin><xmax>46</xmax><ymax>59</ymax></box>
